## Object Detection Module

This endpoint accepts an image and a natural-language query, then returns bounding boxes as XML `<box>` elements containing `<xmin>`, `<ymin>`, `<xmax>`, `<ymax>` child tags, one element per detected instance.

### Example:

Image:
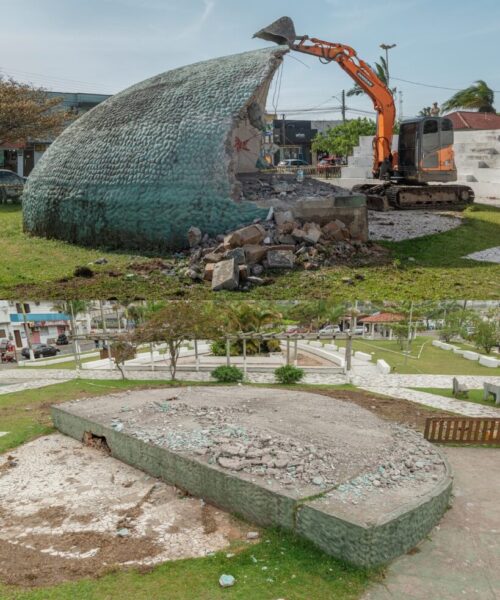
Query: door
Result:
<box><xmin>14</xmin><ymin>330</ymin><xmax>22</xmax><ymax>348</ymax></box>
<box><xmin>421</xmin><ymin>119</ymin><xmax>440</xmax><ymax>168</ymax></box>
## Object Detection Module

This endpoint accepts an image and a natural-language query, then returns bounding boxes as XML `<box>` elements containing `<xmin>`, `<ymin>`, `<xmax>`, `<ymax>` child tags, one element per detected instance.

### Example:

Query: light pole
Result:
<box><xmin>380</xmin><ymin>43</ymin><xmax>396</xmax><ymax>89</ymax></box>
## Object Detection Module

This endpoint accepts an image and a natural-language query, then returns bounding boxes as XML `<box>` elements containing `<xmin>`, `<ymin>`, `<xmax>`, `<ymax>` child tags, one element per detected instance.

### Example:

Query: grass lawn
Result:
<box><xmin>0</xmin><ymin>379</ymin><xmax>379</xmax><ymax>599</ymax></box>
<box><xmin>334</xmin><ymin>336</ymin><xmax>499</xmax><ymax>375</ymax></box>
<box><xmin>1</xmin><ymin>203</ymin><xmax>499</xmax><ymax>300</ymax></box>
<box><xmin>412</xmin><ymin>387</ymin><xmax>499</xmax><ymax>408</ymax></box>
<box><xmin>0</xmin><ymin>527</ymin><xmax>376</xmax><ymax>600</ymax></box>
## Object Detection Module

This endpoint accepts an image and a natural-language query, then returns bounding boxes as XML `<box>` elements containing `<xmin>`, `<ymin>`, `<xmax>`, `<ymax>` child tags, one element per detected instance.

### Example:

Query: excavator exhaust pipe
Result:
<box><xmin>253</xmin><ymin>16</ymin><xmax>297</xmax><ymax>46</ymax></box>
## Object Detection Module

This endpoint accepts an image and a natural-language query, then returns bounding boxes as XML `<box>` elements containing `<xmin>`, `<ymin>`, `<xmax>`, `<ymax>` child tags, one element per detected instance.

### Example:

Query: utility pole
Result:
<box><xmin>345</xmin><ymin>333</ymin><xmax>352</xmax><ymax>373</ymax></box>
<box><xmin>69</xmin><ymin>302</ymin><xmax>82</xmax><ymax>370</ymax></box>
<box><xmin>398</xmin><ymin>90</ymin><xmax>403</xmax><ymax>121</ymax></box>
<box><xmin>380</xmin><ymin>43</ymin><xmax>397</xmax><ymax>89</ymax></box>
<box><xmin>341</xmin><ymin>89</ymin><xmax>346</xmax><ymax>123</ymax></box>
<box><xmin>20</xmin><ymin>303</ymin><xmax>34</xmax><ymax>361</ymax></box>
<box><xmin>281</xmin><ymin>112</ymin><xmax>286</xmax><ymax>161</ymax></box>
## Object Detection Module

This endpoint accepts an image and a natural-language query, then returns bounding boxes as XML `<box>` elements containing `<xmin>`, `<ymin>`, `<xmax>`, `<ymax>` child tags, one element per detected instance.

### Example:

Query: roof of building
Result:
<box><xmin>359</xmin><ymin>312</ymin><xmax>404</xmax><ymax>324</ymax></box>
<box><xmin>445</xmin><ymin>111</ymin><xmax>500</xmax><ymax>130</ymax></box>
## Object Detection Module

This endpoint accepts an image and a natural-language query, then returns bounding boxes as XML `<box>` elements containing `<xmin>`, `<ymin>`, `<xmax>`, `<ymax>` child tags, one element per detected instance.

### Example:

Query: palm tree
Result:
<box><xmin>347</xmin><ymin>56</ymin><xmax>396</xmax><ymax>97</ymax></box>
<box><xmin>442</xmin><ymin>80</ymin><xmax>495</xmax><ymax>113</ymax></box>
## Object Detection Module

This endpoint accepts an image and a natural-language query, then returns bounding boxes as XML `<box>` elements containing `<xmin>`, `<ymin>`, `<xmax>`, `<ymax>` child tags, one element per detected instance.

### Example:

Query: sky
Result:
<box><xmin>2</xmin><ymin>0</ymin><xmax>500</xmax><ymax>120</ymax></box>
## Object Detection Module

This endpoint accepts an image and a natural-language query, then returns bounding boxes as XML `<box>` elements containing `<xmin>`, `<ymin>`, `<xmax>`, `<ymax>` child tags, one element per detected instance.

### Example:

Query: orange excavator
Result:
<box><xmin>254</xmin><ymin>17</ymin><xmax>474</xmax><ymax>210</ymax></box>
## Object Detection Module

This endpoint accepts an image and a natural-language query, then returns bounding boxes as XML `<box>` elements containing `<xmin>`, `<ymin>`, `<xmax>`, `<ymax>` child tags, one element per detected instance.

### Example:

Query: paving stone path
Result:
<box><xmin>463</xmin><ymin>246</ymin><xmax>500</xmax><ymax>263</ymax></box>
<box><xmin>361</xmin><ymin>385</ymin><xmax>500</xmax><ymax>418</ymax></box>
<box><xmin>0</xmin><ymin>378</ymin><xmax>72</xmax><ymax>395</ymax></box>
<box><xmin>1</xmin><ymin>368</ymin><xmax>499</xmax><ymax>417</ymax></box>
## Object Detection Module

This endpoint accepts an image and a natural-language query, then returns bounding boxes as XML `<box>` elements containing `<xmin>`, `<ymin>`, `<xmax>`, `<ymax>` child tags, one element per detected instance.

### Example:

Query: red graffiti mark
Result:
<box><xmin>234</xmin><ymin>136</ymin><xmax>251</xmax><ymax>152</ymax></box>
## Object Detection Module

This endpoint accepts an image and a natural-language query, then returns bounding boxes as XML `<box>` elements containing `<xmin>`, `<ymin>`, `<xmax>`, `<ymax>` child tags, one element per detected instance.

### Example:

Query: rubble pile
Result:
<box><xmin>184</xmin><ymin>175</ymin><xmax>387</xmax><ymax>291</ymax></box>
<box><xmin>112</xmin><ymin>399</ymin><xmax>445</xmax><ymax>494</ymax></box>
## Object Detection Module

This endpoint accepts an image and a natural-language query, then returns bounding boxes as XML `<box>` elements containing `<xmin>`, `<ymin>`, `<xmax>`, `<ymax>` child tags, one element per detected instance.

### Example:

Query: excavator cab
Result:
<box><xmin>397</xmin><ymin>116</ymin><xmax>457</xmax><ymax>183</ymax></box>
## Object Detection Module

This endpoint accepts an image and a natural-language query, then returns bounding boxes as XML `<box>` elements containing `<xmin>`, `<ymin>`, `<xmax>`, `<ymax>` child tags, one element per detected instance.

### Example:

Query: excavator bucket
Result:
<box><xmin>253</xmin><ymin>16</ymin><xmax>297</xmax><ymax>46</ymax></box>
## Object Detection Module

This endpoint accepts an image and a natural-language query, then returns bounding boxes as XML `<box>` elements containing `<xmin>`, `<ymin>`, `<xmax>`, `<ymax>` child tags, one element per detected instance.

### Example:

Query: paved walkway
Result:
<box><xmin>0</xmin><ymin>378</ymin><xmax>72</xmax><ymax>395</ymax></box>
<box><xmin>362</xmin><ymin>385</ymin><xmax>500</xmax><ymax>418</ymax></box>
<box><xmin>363</xmin><ymin>447</ymin><xmax>500</xmax><ymax>600</ymax></box>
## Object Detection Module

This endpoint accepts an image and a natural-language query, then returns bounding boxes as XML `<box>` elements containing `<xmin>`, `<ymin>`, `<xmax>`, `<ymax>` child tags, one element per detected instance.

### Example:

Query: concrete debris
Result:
<box><xmin>187</xmin><ymin>226</ymin><xmax>202</xmax><ymax>248</ymax></box>
<box><xmin>115</xmin><ymin>399</ymin><xmax>445</xmax><ymax>493</ymax></box>
<box><xmin>219</xmin><ymin>574</ymin><xmax>236</xmax><ymax>587</ymax></box>
<box><xmin>181</xmin><ymin>174</ymin><xmax>386</xmax><ymax>292</ymax></box>
<box><xmin>211</xmin><ymin>259</ymin><xmax>239</xmax><ymax>291</ymax></box>
<box><xmin>246</xmin><ymin>531</ymin><xmax>260</xmax><ymax>540</ymax></box>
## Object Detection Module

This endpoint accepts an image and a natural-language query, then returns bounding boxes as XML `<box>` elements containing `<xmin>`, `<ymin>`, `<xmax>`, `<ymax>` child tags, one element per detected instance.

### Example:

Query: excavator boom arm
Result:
<box><xmin>291</xmin><ymin>37</ymin><xmax>396</xmax><ymax>177</ymax></box>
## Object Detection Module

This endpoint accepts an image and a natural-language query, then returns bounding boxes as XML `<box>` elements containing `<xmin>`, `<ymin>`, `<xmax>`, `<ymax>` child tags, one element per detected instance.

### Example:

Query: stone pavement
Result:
<box><xmin>464</xmin><ymin>246</ymin><xmax>500</xmax><ymax>264</ymax></box>
<box><xmin>362</xmin><ymin>447</ymin><xmax>500</xmax><ymax>600</ymax></box>
<box><xmin>362</xmin><ymin>385</ymin><xmax>500</xmax><ymax>418</ymax></box>
<box><xmin>0</xmin><ymin>378</ymin><xmax>72</xmax><ymax>395</ymax></box>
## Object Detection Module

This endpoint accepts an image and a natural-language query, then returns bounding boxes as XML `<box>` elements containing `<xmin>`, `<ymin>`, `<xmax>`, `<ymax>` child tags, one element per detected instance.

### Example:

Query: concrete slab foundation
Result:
<box><xmin>52</xmin><ymin>386</ymin><xmax>452</xmax><ymax>568</ymax></box>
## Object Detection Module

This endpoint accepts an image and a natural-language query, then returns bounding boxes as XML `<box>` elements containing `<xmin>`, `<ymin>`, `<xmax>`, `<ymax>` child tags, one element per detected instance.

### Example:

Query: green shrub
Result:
<box><xmin>211</xmin><ymin>365</ymin><xmax>244</xmax><ymax>383</ymax></box>
<box><xmin>274</xmin><ymin>365</ymin><xmax>304</xmax><ymax>384</ymax></box>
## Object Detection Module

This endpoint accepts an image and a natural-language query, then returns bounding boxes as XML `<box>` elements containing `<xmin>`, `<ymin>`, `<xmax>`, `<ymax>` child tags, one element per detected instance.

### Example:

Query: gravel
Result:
<box><xmin>463</xmin><ymin>246</ymin><xmax>500</xmax><ymax>263</ymax></box>
<box><xmin>369</xmin><ymin>210</ymin><xmax>462</xmax><ymax>241</ymax></box>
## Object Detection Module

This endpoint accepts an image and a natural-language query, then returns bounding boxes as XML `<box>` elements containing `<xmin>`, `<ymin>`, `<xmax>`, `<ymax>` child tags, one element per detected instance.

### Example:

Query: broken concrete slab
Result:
<box><xmin>293</xmin><ymin>195</ymin><xmax>368</xmax><ymax>241</ymax></box>
<box><xmin>51</xmin><ymin>386</ymin><xmax>452</xmax><ymax>568</ymax></box>
<box><xmin>244</xmin><ymin>244</ymin><xmax>268</xmax><ymax>265</ymax></box>
<box><xmin>224</xmin><ymin>224</ymin><xmax>266</xmax><ymax>248</ymax></box>
<box><xmin>266</xmin><ymin>249</ymin><xmax>295</xmax><ymax>269</ymax></box>
<box><xmin>212</xmin><ymin>259</ymin><xmax>239</xmax><ymax>291</ymax></box>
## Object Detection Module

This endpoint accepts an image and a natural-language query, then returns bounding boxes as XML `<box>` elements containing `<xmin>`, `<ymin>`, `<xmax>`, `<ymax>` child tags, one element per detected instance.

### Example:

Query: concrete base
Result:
<box><xmin>51</xmin><ymin>387</ymin><xmax>453</xmax><ymax>568</ymax></box>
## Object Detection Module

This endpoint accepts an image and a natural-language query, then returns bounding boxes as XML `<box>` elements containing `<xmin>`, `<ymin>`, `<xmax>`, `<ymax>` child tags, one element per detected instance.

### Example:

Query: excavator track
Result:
<box><xmin>352</xmin><ymin>183</ymin><xmax>475</xmax><ymax>211</ymax></box>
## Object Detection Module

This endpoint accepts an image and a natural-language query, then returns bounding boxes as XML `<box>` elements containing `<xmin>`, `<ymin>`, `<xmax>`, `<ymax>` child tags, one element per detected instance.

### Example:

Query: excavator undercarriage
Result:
<box><xmin>352</xmin><ymin>182</ymin><xmax>475</xmax><ymax>211</ymax></box>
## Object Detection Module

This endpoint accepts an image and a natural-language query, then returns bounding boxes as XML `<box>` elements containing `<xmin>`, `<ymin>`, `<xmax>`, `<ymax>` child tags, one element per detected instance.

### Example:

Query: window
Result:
<box><xmin>423</xmin><ymin>119</ymin><xmax>438</xmax><ymax>134</ymax></box>
<box><xmin>441</xmin><ymin>119</ymin><xmax>452</xmax><ymax>131</ymax></box>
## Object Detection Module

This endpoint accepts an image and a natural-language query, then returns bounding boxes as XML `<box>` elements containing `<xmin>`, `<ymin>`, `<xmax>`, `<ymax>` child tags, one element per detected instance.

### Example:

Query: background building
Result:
<box><xmin>1</xmin><ymin>91</ymin><xmax>110</xmax><ymax>177</ymax></box>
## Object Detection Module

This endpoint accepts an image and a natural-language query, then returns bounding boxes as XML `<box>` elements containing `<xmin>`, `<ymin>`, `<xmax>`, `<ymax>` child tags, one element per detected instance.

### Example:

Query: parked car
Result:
<box><xmin>318</xmin><ymin>325</ymin><xmax>341</xmax><ymax>335</ymax></box>
<box><xmin>0</xmin><ymin>169</ymin><xmax>25</xmax><ymax>204</ymax></box>
<box><xmin>352</xmin><ymin>325</ymin><xmax>365</xmax><ymax>335</ymax></box>
<box><xmin>21</xmin><ymin>344</ymin><xmax>60</xmax><ymax>359</ymax></box>
<box><xmin>277</xmin><ymin>159</ymin><xmax>309</xmax><ymax>168</ymax></box>
<box><xmin>56</xmin><ymin>333</ymin><xmax>69</xmax><ymax>345</ymax></box>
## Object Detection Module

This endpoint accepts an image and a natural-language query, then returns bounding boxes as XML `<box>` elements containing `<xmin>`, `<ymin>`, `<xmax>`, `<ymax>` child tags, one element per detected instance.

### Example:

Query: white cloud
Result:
<box><xmin>170</xmin><ymin>0</ymin><xmax>216</xmax><ymax>42</ymax></box>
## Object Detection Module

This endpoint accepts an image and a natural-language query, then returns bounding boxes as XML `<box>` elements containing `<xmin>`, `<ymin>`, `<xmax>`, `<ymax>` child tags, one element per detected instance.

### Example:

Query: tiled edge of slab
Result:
<box><xmin>51</xmin><ymin>405</ymin><xmax>452</xmax><ymax>568</ymax></box>
<box><xmin>51</xmin><ymin>406</ymin><xmax>296</xmax><ymax>530</ymax></box>
<box><xmin>296</xmin><ymin>454</ymin><xmax>453</xmax><ymax>567</ymax></box>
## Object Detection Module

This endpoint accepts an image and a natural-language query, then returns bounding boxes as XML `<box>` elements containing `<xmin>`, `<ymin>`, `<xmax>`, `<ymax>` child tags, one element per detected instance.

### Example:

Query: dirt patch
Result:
<box><xmin>296</xmin><ymin>352</ymin><xmax>331</xmax><ymax>367</ymax></box>
<box><xmin>0</xmin><ymin>434</ymin><xmax>255</xmax><ymax>588</ymax></box>
<box><xmin>83</xmin><ymin>431</ymin><xmax>111</xmax><ymax>454</ymax></box>
<box><xmin>307</xmin><ymin>388</ymin><xmax>456</xmax><ymax>432</ymax></box>
<box><xmin>0</xmin><ymin>531</ymin><xmax>162</xmax><ymax>587</ymax></box>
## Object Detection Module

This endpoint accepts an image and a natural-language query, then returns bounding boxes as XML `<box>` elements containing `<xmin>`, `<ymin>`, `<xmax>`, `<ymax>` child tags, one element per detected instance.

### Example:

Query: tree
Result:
<box><xmin>0</xmin><ymin>77</ymin><xmax>72</xmax><ymax>145</ymax></box>
<box><xmin>471</xmin><ymin>314</ymin><xmax>499</xmax><ymax>355</ymax></box>
<box><xmin>346</xmin><ymin>56</ymin><xmax>396</xmax><ymax>97</ymax></box>
<box><xmin>312</xmin><ymin>118</ymin><xmax>376</xmax><ymax>157</ymax></box>
<box><xmin>442</xmin><ymin>80</ymin><xmax>495</xmax><ymax>114</ymax></box>
<box><xmin>111</xmin><ymin>336</ymin><xmax>137</xmax><ymax>380</ymax></box>
<box><xmin>221</xmin><ymin>302</ymin><xmax>283</xmax><ymax>355</ymax></box>
<box><xmin>134</xmin><ymin>302</ymin><xmax>221</xmax><ymax>379</ymax></box>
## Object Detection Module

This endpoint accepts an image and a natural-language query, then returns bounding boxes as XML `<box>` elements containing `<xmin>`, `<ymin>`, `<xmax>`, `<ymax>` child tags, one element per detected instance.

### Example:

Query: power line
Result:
<box><xmin>392</xmin><ymin>75</ymin><xmax>500</xmax><ymax>93</ymax></box>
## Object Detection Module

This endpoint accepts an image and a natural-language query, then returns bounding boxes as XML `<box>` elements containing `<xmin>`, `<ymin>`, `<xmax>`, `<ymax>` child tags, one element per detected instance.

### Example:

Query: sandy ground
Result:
<box><xmin>368</xmin><ymin>210</ymin><xmax>462</xmax><ymax>241</ymax></box>
<box><xmin>0</xmin><ymin>434</ymin><xmax>254</xmax><ymax>587</ymax></box>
